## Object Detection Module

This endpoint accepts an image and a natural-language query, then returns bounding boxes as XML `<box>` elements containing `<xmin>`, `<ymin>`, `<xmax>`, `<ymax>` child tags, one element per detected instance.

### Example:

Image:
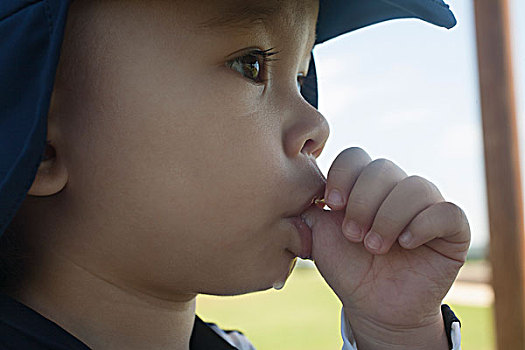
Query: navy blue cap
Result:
<box><xmin>0</xmin><ymin>0</ymin><xmax>456</xmax><ymax>237</ymax></box>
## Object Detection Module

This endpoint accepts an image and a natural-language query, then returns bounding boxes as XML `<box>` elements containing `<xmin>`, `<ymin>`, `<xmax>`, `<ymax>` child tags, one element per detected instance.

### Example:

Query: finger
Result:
<box><xmin>365</xmin><ymin>175</ymin><xmax>444</xmax><ymax>254</ymax></box>
<box><xmin>342</xmin><ymin>158</ymin><xmax>407</xmax><ymax>242</ymax></box>
<box><xmin>398</xmin><ymin>201</ymin><xmax>471</xmax><ymax>262</ymax></box>
<box><xmin>324</xmin><ymin>147</ymin><xmax>372</xmax><ymax>210</ymax></box>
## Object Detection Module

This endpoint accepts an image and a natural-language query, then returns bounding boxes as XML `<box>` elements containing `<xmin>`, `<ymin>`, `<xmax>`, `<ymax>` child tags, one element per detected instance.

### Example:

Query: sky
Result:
<box><xmin>311</xmin><ymin>0</ymin><xmax>525</xmax><ymax>253</ymax></box>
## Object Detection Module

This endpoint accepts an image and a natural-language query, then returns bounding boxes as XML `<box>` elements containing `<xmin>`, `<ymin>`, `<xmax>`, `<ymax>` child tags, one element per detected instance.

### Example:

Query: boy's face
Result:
<box><xmin>43</xmin><ymin>0</ymin><xmax>328</xmax><ymax>296</ymax></box>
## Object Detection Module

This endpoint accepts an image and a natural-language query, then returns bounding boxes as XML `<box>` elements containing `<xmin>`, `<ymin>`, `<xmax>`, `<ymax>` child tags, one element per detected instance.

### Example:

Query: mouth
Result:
<box><xmin>286</xmin><ymin>195</ymin><xmax>325</xmax><ymax>260</ymax></box>
<box><xmin>288</xmin><ymin>216</ymin><xmax>313</xmax><ymax>259</ymax></box>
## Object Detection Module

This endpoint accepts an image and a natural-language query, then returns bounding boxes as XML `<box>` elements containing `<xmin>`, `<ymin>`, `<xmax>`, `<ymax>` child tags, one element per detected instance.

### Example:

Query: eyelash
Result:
<box><xmin>226</xmin><ymin>48</ymin><xmax>280</xmax><ymax>84</ymax></box>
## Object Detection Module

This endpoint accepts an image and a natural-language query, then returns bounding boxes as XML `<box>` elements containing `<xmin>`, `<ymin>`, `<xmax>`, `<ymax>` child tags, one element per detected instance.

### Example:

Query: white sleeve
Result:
<box><xmin>451</xmin><ymin>321</ymin><xmax>461</xmax><ymax>350</ymax></box>
<box><xmin>340</xmin><ymin>307</ymin><xmax>462</xmax><ymax>350</ymax></box>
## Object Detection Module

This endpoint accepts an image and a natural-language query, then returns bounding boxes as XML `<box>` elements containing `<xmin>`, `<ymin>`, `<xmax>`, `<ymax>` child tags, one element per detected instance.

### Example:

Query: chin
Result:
<box><xmin>198</xmin><ymin>252</ymin><xmax>297</xmax><ymax>296</ymax></box>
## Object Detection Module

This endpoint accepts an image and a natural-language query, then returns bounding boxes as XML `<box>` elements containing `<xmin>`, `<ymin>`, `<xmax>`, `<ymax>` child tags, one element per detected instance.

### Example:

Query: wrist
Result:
<box><xmin>343</xmin><ymin>308</ymin><xmax>449</xmax><ymax>350</ymax></box>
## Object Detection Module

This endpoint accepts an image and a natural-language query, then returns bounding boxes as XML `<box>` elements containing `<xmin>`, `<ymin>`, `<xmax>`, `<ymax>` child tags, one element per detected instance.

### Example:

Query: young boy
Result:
<box><xmin>0</xmin><ymin>0</ymin><xmax>469</xmax><ymax>349</ymax></box>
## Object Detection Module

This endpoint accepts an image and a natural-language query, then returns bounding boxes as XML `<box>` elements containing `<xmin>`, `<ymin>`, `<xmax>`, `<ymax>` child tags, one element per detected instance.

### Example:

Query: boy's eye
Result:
<box><xmin>227</xmin><ymin>53</ymin><xmax>263</xmax><ymax>83</ymax></box>
<box><xmin>225</xmin><ymin>48</ymin><xmax>305</xmax><ymax>90</ymax></box>
<box><xmin>226</xmin><ymin>48</ymin><xmax>279</xmax><ymax>84</ymax></box>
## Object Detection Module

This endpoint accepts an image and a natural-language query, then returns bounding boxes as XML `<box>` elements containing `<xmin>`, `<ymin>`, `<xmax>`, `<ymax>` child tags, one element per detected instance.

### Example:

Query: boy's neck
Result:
<box><xmin>3</xmin><ymin>248</ymin><xmax>197</xmax><ymax>350</ymax></box>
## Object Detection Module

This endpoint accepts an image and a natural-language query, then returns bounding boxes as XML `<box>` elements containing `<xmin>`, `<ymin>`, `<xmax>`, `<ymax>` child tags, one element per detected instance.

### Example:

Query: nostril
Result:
<box><xmin>301</xmin><ymin>139</ymin><xmax>316</xmax><ymax>156</ymax></box>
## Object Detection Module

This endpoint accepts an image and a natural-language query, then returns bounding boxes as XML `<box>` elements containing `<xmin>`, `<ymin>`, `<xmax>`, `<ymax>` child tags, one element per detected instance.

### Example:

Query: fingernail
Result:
<box><xmin>365</xmin><ymin>231</ymin><xmax>383</xmax><ymax>252</ymax></box>
<box><xmin>327</xmin><ymin>189</ymin><xmax>344</xmax><ymax>206</ymax></box>
<box><xmin>399</xmin><ymin>231</ymin><xmax>412</xmax><ymax>246</ymax></box>
<box><xmin>343</xmin><ymin>220</ymin><xmax>362</xmax><ymax>240</ymax></box>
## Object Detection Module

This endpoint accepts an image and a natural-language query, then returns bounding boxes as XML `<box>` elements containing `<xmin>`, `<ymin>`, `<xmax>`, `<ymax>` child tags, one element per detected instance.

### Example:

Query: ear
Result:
<box><xmin>27</xmin><ymin>140</ymin><xmax>69</xmax><ymax>196</ymax></box>
<box><xmin>28</xmin><ymin>89</ymin><xmax>69</xmax><ymax>196</ymax></box>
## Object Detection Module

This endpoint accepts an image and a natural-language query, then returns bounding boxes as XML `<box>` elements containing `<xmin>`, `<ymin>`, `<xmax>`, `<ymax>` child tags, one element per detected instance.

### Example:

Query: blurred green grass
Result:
<box><xmin>196</xmin><ymin>266</ymin><xmax>494</xmax><ymax>349</ymax></box>
<box><xmin>449</xmin><ymin>303</ymin><xmax>494</xmax><ymax>350</ymax></box>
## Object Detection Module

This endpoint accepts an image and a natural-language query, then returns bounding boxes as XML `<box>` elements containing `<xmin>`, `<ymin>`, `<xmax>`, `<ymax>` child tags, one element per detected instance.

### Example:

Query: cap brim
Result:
<box><xmin>316</xmin><ymin>0</ymin><xmax>457</xmax><ymax>45</ymax></box>
<box><xmin>299</xmin><ymin>0</ymin><xmax>456</xmax><ymax>108</ymax></box>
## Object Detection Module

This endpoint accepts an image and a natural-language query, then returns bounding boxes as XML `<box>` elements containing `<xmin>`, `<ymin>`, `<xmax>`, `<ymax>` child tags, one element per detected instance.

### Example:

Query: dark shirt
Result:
<box><xmin>0</xmin><ymin>292</ymin><xmax>238</xmax><ymax>350</ymax></box>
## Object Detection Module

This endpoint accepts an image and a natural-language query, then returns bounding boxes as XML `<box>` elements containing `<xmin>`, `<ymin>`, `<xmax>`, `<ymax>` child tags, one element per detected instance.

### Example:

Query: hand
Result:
<box><xmin>301</xmin><ymin>147</ymin><xmax>470</xmax><ymax>348</ymax></box>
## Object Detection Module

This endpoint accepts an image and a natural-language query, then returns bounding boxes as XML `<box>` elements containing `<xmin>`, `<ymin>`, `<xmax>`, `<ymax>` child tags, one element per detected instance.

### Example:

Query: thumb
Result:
<box><xmin>300</xmin><ymin>206</ymin><xmax>349</xmax><ymax>267</ymax></box>
<box><xmin>301</xmin><ymin>206</ymin><xmax>371</xmax><ymax>301</ymax></box>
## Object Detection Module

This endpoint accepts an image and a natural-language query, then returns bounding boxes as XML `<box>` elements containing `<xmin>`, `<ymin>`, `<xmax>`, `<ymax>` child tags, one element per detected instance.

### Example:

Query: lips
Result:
<box><xmin>284</xmin><ymin>188</ymin><xmax>325</xmax><ymax>259</ymax></box>
<box><xmin>289</xmin><ymin>215</ymin><xmax>314</xmax><ymax>259</ymax></box>
<box><xmin>283</xmin><ymin>162</ymin><xmax>326</xmax><ymax>259</ymax></box>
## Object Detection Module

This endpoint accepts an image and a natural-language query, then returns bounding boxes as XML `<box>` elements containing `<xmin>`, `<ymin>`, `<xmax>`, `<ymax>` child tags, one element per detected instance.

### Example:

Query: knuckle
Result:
<box><xmin>343</xmin><ymin>146</ymin><xmax>366</xmax><ymax>155</ymax></box>
<box><xmin>441</xmin><ymin>201</ymin><xmax>469</xmax><ymax>232</ymax></box>
<box><xmin>346</xmin><ymin>195</ymin><xmax>370</xmax><ymax>217</ymax></box>
<box><xmin>336</xmin><ymin>147</ymin><xmax>364</xmax><ymax>161</ymax></box>
<box><xmin>329</xmin><ymin>148</ymin><xmax>366</xmax><ymax>172</ymax></box>
<box><xmin>337</xmin><ymin>147</ymin><xmax>372</xmax><ymax>163</ymax></box>
<box><xmin>373</xmin><ymin>212</ymin><xmax>402</xmax><ymax>236</ymax></box>
<box><xmin>329</xmin><ymin>148</ymin><xmax>372</xmax><ymax>177</ymax></box>
<box><xmin>403</xmin><ymin>175</ymin><xmax>439</xmax><ymax>196</ymax></box>
<box><xmin>327</xmin><ymin>166</ymin><xmax>349</xmax><ymax>175</ymax></box>
<box><xmin>368</xmin><ymin>158</ymin><xmax>397</xmax><ymax>174</ymax></box>
<box><xmin>422</xmin><ymin>207</ymin><xmax>443</xmax><ymax>232</ymax></box>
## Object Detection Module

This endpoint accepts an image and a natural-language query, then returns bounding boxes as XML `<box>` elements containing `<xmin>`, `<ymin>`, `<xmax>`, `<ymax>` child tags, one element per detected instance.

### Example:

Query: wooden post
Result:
<box><xmin>473</xmin><ymin>0</ymin><xmax>525</xmax><ymax>348</ymax></box>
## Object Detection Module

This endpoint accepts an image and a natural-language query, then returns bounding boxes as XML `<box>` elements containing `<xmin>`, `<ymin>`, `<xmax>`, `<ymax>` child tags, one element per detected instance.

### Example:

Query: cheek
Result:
<box><xmin>133</xmin><ymin>110</ymin><xmax>285</xmax><ymax>240</ymax></box>
<box><xmin>57</xmin><ymin>29</ymin><xmax>296</xmax><ymax>293</ymax></box>
<box><xmin>70</xmin><ymin>70</ymin><xmax>286</xmax><ymax>235</ymax></box>
<box><xmin>114</xmin><ymin>63</ymin><xmax>287</xmax><ymax>233</ymax></box>
<box><xmin>61</xmin><ymin>92</ymin><xmax>294</xmax><ymax>294</ymax></box>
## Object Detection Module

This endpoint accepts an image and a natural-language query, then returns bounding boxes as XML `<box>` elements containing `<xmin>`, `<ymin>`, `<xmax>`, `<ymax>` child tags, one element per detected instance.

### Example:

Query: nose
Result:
<box><xmin>283</xmin><ymin>99</ymin><xmax>330</xmax><ymax>159</ymax></box>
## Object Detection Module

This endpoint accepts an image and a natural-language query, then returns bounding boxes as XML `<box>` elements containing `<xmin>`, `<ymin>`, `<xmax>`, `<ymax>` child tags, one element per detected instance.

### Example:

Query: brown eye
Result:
<box><xmin>226</xmin><ymin>48</ymin><xmax>278</xmax><ymax>84</ymax></box>
<box><xmin>227</xmin><ymin>53</ymin><xmax>262</xmax><ymax>82</ymax></box>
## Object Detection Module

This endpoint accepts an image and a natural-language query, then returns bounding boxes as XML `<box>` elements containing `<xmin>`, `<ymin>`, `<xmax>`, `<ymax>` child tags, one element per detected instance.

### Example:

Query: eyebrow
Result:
<box><xmin>197</xmin><ymin>5</ymin><xmax>279</xmax><ymax>32</ymax></box>
<box><xmin>197</xmin><ymin>4</ymin><xmax>317</xmax><ymax>57</ymax></box>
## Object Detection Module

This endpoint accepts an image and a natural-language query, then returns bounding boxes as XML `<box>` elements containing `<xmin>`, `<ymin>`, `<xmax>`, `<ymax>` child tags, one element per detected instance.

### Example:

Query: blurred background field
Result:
<box><xmin>197</xmin><ymin>260</ymin><xmax>495</xmax><ymax>350</ymax></box>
